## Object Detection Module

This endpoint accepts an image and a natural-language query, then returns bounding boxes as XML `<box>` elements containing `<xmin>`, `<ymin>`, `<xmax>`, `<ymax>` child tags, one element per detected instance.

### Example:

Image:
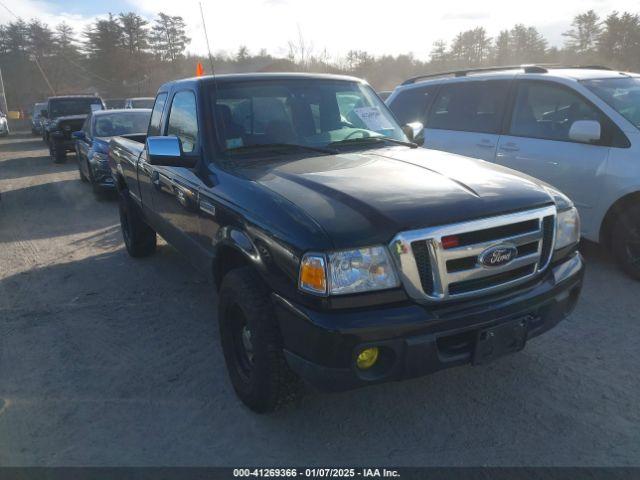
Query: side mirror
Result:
<box><xmin>402</xmin><ymin>122</ymin><xmax>424</xmax><ymax>146</ymax></box>
<box><xmin>147</xmin><ymin>136</ymin><xmax>197</xmax><ymax>167</ymax></box>
<box><xmin>40</xmin><ymin>110</ymin><xmax>48</xmax><ymax>118</ymax></box>
<box><xmin>569</xmin><ymin>120</ymin><xmax>601</xmax><ymax>143</ymax></box>
<box><xmin>72</xmin><ymin>131</ymin><xmax>85</xmax><ymax>140</ymax></box>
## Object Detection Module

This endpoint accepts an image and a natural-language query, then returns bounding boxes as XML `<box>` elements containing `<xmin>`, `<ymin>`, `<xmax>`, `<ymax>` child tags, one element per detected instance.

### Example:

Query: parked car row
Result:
<box><xmin>28</xmin><ymin>95</ymin><xmax>154</xmax><ymax>193</ymax></box>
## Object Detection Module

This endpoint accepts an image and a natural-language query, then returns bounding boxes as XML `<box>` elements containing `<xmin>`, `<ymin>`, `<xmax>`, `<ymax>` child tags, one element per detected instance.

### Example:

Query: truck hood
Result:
<box><xmin>236</xmin><ymin>147</ymin><xmax>554</xmax><ymax>249</ymax></box>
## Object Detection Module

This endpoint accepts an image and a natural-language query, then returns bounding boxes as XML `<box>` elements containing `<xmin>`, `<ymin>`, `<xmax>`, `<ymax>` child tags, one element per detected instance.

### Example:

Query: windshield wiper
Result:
<box><xmin>226</xmin><ymin>143</ymin><xmax>338</xmax><ymax>155</ymax></box>
<box><xmin>329</xmin><ymin>137</ymin><xmax>417</xmax><ymax>149</ymax></box>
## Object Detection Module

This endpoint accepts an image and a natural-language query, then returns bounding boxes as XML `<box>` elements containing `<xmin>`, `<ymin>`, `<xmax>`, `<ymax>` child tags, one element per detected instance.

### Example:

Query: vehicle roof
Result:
<box><xmin>92</xmin><ymin>108</ymin><xmax>151</xmax><ymax>116</ymax></box>
<box><xmin>158</xmin><ymin>72</ymin><xmax>364</xmax><ymax>91</ymax></box>
<box><xmin>48</xmin><ymin>95</ymin><xmax>102</xmax><ymax>101</ymax></box>
<box><xmin>126</xmin><ymin>97</ymin><xmax>154</xmax><ymax>100</ymax></box>
<box><xmin>397</xmin><ymin>66</ymin><xmax>639</xmax><ymax>89</ymax></box>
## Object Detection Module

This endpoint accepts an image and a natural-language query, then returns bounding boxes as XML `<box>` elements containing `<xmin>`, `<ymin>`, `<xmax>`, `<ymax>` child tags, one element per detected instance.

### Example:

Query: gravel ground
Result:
<box><xmin>0</xmin><ymin>132</ymin><xmax>639</xmax><ymax>467</ymax></box>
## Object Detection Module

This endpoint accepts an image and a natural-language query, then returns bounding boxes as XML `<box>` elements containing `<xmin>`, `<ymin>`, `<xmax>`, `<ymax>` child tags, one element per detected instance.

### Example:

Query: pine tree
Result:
<box><xmin>563</xmin><ymin>10</ymin><xmax>601</xmax><ymax>55</ymax></box>
<box><xmin>149</xmin><ymin>13</ymin><xmax>190</xmax><ymax>63</ymax></box>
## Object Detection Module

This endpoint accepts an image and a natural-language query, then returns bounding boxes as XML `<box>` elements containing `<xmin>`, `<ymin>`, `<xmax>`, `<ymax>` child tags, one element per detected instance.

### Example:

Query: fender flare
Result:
<box><xmin>211</xmin><ymin>226</ymin><xmax>267</xmax><ymax>288</ymax></box>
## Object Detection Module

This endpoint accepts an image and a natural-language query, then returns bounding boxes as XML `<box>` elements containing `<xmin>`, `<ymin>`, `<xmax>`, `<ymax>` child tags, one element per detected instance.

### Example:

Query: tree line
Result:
<box><xmin>1</xmin><ymin>9</ymin><xmax>640</xmax><ymax>111</ymax></box>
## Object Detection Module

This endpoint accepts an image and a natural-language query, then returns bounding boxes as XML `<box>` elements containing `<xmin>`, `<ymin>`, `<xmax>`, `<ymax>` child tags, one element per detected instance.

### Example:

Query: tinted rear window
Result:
<box><xmin>426</xmin><ymin>81</ymin><xmax>509</xmax><ymax>134</ymax></box>
<box><xmin>388</xmin><ymin>85</ymin><xmax>438</xmax><ymax>125</ymax></box>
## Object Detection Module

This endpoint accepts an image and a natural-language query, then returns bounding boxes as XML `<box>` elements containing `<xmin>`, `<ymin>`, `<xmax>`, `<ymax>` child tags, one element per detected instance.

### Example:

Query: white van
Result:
<box><xmin>388</xmin><ymin>65</ymin><xmax>640</xmax><ymax>279</ymax></box>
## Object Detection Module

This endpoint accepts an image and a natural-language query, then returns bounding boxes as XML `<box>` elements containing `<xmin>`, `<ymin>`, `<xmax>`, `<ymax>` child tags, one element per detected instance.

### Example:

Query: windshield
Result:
<box><xmin>131</xmin><ymin>99</ymin><xmax>155</xmax><ymax>109</ymax></box>
<box><xmin>211</xmin><ymin>79</ymin><xmax>407</xmax><ymax>156</ymax></box>
<box><xmin>50</xmin><ymin>98</ymin><xmax>103</xmax><ymax>117</ymax></box>
<box><xmin>94</xmin><ymin>111</ymin><xmax>151</xmax><ymax>137</ymax></box>
<box><xmin>33</xmin><ymin>103</ymin><xmax>46</xmax><ymax>118</ymax></box>
<box><xmin>583</xmin><ymin>77</ymin><xmax>640</xmax><ymax>129</ymax></box>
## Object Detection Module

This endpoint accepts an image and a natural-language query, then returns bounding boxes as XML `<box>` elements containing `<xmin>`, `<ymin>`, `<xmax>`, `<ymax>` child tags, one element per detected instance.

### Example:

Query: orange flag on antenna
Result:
<box><xmin>196</xmin><ymin>62</ymin><xmax>204</xmax><ymax>77</ymax></box>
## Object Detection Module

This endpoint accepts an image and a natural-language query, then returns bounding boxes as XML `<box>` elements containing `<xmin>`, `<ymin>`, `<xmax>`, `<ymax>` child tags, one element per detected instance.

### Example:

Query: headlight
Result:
<box><xmin>543</xmin><ymin>186</ymin><xmax>581</xmax><ymax>250</ymax></box>
<box><xmin>555</xmin><ymin>206</ymin><xmax>580</xmax><ymax>250</ymax></box>
<box><xmin>543</xmin><ymin>185</ymin><xmax>573</xmax><ymax>211</ymax></box>
<box><xmin>92</xmin><ymin>152</ymin><xmax>109</xmax><ymax>165</ymax></box>
<box><xmin>299</xmin><ymin>246</ymin><xmax>399</xmax><ymax>295</ymax></box>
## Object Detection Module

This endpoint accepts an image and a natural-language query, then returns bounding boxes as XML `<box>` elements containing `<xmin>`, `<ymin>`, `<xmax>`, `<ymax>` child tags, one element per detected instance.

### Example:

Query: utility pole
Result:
<box><xmin>0</xmin><ymin>67</ymin><xmax>7</xmax><ymax>114</ymax></box>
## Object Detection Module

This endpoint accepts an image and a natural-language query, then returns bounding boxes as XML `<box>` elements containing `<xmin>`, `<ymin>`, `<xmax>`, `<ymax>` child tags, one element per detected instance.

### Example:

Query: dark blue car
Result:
<box><xmin>73</xmin><ymin>109</ymin><xmax>151</xmax><ymax>194</ymax></box>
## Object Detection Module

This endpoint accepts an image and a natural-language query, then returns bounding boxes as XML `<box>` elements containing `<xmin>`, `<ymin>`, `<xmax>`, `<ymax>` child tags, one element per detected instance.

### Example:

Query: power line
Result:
<box><xmin>0</xmin><ymin>0</ymin><xmax>57</xmax><ymax>95</ymax></box>
<box><xmin>0</xmin><ymin>0</ymin><xmax>17</xmax><ymax>19</ymax></box>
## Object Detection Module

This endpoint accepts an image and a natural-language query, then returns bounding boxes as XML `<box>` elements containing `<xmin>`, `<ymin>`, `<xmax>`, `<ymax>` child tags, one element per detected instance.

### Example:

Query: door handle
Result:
<box><xmin>499</xmin><ymin>143</ymin><xmax>520</xmax><ymax>152</ymax></box>
<box><xmin>151</xmin><ymin>171</ymin><xmax>162</xmax><ymax>189</ymax></box>
<box><xmin>547</xmin><ymin>161</ymin><xmax>559</xmax><ymax>166</ymax></box>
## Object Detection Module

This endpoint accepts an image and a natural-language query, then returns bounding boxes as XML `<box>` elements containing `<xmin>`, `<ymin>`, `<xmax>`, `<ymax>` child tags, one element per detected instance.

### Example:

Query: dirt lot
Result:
<box><xmin>0</xmin><ymin>132</ymin><xmax>639</xmax><ymax>467</ymax></box>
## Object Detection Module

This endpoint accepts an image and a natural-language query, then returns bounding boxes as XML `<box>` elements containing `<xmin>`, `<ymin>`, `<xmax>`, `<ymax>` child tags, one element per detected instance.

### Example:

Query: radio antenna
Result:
<box><xmin>198</xmin><ymin>1</ymin><xmax>224</xmax><ymax>140</ymax></box>
<box><xmin>199</xmin><ymin>2</ymin><xmax>217</xmax><ymax>77</ymax></box>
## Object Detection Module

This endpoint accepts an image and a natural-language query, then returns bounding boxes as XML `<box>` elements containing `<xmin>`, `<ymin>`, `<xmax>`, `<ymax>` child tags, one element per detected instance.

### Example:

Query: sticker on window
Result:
<box><xmin>226</xmin><ymin>137</ymin><xmax>243</xmax><ymax>149</ymax></box>
<box><xmin>353</xmin><ymin>107</ymin><xmax>394</xmax><ymax>132</ymax></box>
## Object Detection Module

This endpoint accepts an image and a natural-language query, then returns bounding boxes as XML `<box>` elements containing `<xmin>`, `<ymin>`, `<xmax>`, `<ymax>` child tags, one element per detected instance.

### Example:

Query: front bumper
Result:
<box><xmin>274</xmin><ymin>252</ymin><xmax>584</xmax><ymax>392</ymax></box>
<box><xmin>89</xmin><ymin>158</ymin><xmax>116</xmax><ymax>189</ymax></box>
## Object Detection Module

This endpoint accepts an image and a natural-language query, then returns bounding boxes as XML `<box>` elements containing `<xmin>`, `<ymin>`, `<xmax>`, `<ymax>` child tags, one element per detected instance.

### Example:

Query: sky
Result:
<box><xmin>3</xmin><ymin>0</ymin><xmax>640</xmax><ymax>60</ymax></box>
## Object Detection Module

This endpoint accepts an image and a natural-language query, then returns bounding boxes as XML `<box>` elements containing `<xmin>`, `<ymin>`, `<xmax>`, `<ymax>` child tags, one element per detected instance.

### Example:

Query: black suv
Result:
<box><xmin>43</xmin><ymin>95</ymin><xmax>105</xmax><ymax>163</ymax></box>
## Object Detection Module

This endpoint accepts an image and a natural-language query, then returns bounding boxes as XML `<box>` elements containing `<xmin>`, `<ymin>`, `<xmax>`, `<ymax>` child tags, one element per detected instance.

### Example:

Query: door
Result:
<box><xmin>496</xmin><ymin>80</ymin><xmax>612</xmax><ymax>231</ymax></box>
<box><xmin>137</xmin><ymin>92</ymin><xmax>167</xmax><ymax>212</ymax></box>
<box><xmin>150</xmin><ymin>89</ymin><xmax>209</xmax><ymax>266</ymax></box>
<box><xmin>423</xmin><ymin>80</ymin><xmax>511</xmax><ymax>161</ymax></box>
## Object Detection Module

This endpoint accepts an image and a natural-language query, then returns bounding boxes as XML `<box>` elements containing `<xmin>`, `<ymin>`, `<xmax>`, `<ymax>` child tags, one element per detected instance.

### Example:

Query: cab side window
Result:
<box><xmin>167</xmin><ymin>91</ymin><xmax>199</xmax><ymax>154</ymax></box>
<box><xmin>426</xmin><ymin>81</ymin><xmax>509</xmax><ymax>134</ymax></box>
<box><xmin>148</xmin><ymin>93</ymin><xmax>168</xmax><ymax>137</ymax></box>
<box><xmin>510</xmin><ymin>82</ymin><xmax>601</xmax><ymax>142</ymax></box>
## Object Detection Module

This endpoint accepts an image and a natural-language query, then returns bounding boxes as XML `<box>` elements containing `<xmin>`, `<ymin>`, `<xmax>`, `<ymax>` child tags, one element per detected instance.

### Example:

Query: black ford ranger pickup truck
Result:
<box><xmin>42</xmin><ymin>95</ymin><xmax>105</xmax><ymax>163</ymax></box>
<box><xmin>110</xmin><ymin>73</ymin><xmax>584</xmax><ymax>413</ymax></box>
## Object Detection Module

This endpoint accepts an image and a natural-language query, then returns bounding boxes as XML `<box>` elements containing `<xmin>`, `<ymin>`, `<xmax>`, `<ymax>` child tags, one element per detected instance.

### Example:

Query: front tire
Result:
<box><xmin>118</xmin><ymin>189</ymin><xmax>156</xmax><ymax>257</ymax></box>
<box><xmin>612</xmin><ymin>204</ymin><xmax>640</xmax><ymax>280</ymax></box>
<box><xmin>78</xmin><ymin>157</ymin><xmax>88</xmax><ymax>182</ymax></box>
<box><xmin>218</xmin><ymin>267</ymin><xmax>300</xmax><ymax>413</ymax></box>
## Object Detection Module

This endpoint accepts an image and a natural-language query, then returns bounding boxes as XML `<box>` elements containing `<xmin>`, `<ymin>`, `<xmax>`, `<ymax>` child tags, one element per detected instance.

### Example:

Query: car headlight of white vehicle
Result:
<box><xmin>299</xmin><ymin>246</ymin><xmax>399</xmax><ymax>295</ymax></box>
<box><xmin>544</xmin><ymin>186</ymin><xmax>581</xmax><ymax>250</ymax></box>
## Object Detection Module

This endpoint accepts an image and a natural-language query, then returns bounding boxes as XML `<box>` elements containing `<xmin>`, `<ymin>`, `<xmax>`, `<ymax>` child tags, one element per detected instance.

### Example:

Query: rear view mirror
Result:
<box><xmin>147</xmin><ymin>136</ymin><xmax>197</xmax><ymax>167</ymax></box>
<box><xmin>402</xmin><ymin>122</ymin><xmax>424</xmax><ymax>146</ymax></box>
<box><xmin>569</xmin><ymin>120</ymin><xmax>601</xmax><ymax>143</ymax></box>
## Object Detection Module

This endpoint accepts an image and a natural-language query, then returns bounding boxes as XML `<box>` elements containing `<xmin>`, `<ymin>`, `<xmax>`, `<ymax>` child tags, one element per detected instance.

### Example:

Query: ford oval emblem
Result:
<box><xmin>479</xmin><ymin>244</ymin><xmax>518</xmax><ymax>268</ymax></box>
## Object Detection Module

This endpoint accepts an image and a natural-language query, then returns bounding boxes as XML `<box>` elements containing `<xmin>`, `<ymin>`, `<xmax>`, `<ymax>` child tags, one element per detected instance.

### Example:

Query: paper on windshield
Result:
<box><xmin>353</xmin><ymin>107</ymin><xmax>394</xmax><ymax>132</ymax></box>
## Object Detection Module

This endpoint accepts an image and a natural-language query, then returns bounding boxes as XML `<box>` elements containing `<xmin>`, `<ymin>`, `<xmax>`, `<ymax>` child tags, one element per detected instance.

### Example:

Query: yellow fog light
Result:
<box><xmin>356</xmin><ymin>347</ymin><xmax>379</xmax><ymax>370</ymax></box>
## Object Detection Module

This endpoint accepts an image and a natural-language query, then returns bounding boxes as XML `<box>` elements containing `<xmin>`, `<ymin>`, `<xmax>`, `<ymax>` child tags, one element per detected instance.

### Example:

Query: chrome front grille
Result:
<box><xmin>389</xmin><ymin>206</ymin><xmax>557</xmax><ymax>302</ymax></box>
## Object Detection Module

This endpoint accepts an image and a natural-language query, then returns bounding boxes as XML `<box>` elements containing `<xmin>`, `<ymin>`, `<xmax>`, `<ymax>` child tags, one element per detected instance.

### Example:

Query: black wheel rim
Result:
<box><xmin>229</xmin><ymin>304</ymin><xmax>254</xmax><ymax>381</ymax></box>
